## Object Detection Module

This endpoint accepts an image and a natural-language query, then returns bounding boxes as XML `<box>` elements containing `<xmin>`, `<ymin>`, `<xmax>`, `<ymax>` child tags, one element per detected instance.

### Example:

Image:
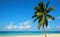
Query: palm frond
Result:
<box><xmin>47</xmin><ymin>14</ymin><xmax>55</xmax><ymax>20</ymax></box>
<box><xmin>41</xmin><ymin>15</ymin><xmax>46</xmax><ymax>24</ymax></box>
<box><xmin>38</xmin><ymin>2</ymin><xmax>45</xmax><ymax>12</ymax></box>
<box><xmin>35</xmin><ymin>12</ymin><xmax>43</xmax><ymax>16</ymax></box>
<box><xmin>34</xmin><ymin>6</ymin><xmax>41</xmax><ymax>12</ymax></box>
<box><xmin>38</xmin><ymin>16</ymin><xmax>42</xmax><ymax>29</ymax></box>
<box><xmin>33</xmin><ymin>16</ymin><xmax>40</xmax><ymax>23</ymax></box>
<box><xmin>32</xmin><ymin>15</ymin><xmax>37</xmax><ymax>18</ymax></box>
<box><xmin>38</xmin><ymin>22</ymin><xmax>41</xmax><ymax>29</ymax></box>
<box><xmin>45</xmin><ymin>19</ymin><xmax>48</xmax><ymax>27</ymax></box>
<box><xmin>38</xmin><ymin>15</ymin><xmax>46</xmax><ymax>29</ymax></box>
<box><xmin>46</xmin><ymin>1</ymin><xmax>50</xmax><ymax>8</ymax></box>
<box><xmin>47</xmin><ymin>6</ymin><xmax>54</xmax><ymax>13</ymax></box>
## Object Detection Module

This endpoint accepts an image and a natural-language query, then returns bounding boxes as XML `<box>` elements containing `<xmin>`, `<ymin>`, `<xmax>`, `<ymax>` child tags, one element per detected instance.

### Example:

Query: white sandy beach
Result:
<box><xmin>0</xmin><ymin>34</ymin><xmax>60</xmax><ymax>37</ymax></box>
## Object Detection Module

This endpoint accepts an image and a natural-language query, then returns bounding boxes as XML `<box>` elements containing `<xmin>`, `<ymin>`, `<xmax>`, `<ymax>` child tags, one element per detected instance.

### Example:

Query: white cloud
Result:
<box><xmin>46</xmin><ymin>25</ymin><xmax>54</xmax><ymax>29</ymax></box>
<box><xmin>25</xmin><ymin>25</ymin><xmax>31</xmax><ymax>29</ymax></box>
<box><xmin>6</xmin><ymin>25</ymin><xmax>13</xmax><ymax>29</ymax></box>
<box><xmin>5</xmin><ymin>21</ymin><xmax>18</xmax><ymax>30</ymax></box>
<box><xmin>18</xmin><ymin>20</ymin><xmax>32</xmax><ymax>30</ymax></box>
<box><xmin>5</xmin><ymin>20</ymin><xmax>32</xmax><ymax>30</ymax></box>
<box><xmin>55</xmin><ymin>26</ymin><xmax>60</xmax><ymax>29</ymax></box>
<box><xmin>57</xmin><ymin>16</ymin><xmax>60</xmax><ymax>19</ymax></box>
<box><xmin>23</xmin><ymin>20</ymin><xmax>32</xmax><ymax>25</ymax></box>
<box><xmin>46</xmin><ymin>25</ymin><xmax>60</xmax><ymax>31</ymax></box>
<box><xmin>18</xmin><ymin>25</ymin><xmax>25</xmax><ymax>29</ymax></box>
<box><xmin>6</xmin><ymin>25</ymin><xmax>17</xmax><ymax>30</ymax></box>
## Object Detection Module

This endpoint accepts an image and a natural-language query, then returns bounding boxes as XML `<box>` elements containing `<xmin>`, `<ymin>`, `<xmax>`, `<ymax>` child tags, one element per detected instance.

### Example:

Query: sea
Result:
<box><xmin>0</xmin><ymin>31</ymin><xmax>60</xmax><ymax>36</ymax></box>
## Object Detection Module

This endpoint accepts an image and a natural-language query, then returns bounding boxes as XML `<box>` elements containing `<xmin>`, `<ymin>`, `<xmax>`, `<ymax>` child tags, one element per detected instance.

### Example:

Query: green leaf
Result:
<box><xmin>41</xmin><ymin>15</ymin><xmax>46</xmax><ymax>24</ymax></box>
<box><xmin>35</xmin><ymin>12</ymin><xmax>43</xmax><ymax>16</ymax></box>
<box><xmin>37</xmin><ymin>16</ymin><xmax>42</xmax><ymax>29</ymax></box>
<box><xmin>32</xmin><ymin>12</ymin><xmax>43</xmax><ymax>19</ymax></box>
<box><xmin>38</xmin><ymin>22</ymin><xmax>41</xmax><ymax>29</ymax></box>
<box><xmin>38</xmin><ymin>16</ymin><xmax>43</xmax><ymax>24</ymax></box>
<box><xmin>38</xmin><ymin>2</ymin><xmax>45</xmax><ymax>12</ymax></box>
<box><xmin>36</xmin><ymin>12</ymin><xmax>43</xmax><ymax>16</ymax></box>
<box><xmin>47</xmin><ymin>14</ymin><xmax>55</xmax><ymax>20</ymax></box>
<box><xmin>46</xmin><ymin>1</ymin><xmax>50</xmax><ymax>8</ymax></box>
<box><xmin>37</xmin><ymin>15</ymin><xmax>46</xmax><ymax>29</ymax></box>
<box><xmin>45</xmin><ymin>19</ymin><xmax>48</xmax><ymax>27</ymax></box>
<box><xmin>32</xmin><ymin>15</ymin><xmax>37</xmax><ymax>18</ymax></box>
<box><xmin>33</xmin><ymin>16</ymin><xmax>40</xmax><ymax>23</ymax></box>
<box><xmin>38</xmin><ymin>2</ymin><xmax>44</xmax><ymax>8</ymax></box>
<box><xmin>47</xmin><ymin>6</ymin><xmax>54</xmax><ymax>13</ymax></box>
<box><xmin>34</xmin><ymin>6</ymin><xmax>41</xmax><ymax>11</ymax></box>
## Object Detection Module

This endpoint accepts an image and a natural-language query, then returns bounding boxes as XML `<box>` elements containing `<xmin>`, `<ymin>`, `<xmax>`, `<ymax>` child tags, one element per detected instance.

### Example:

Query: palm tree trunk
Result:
<box><xmin>44</xmin><ymin>27</ymin><xmax>47</xmax><ymax>37</ymax></box>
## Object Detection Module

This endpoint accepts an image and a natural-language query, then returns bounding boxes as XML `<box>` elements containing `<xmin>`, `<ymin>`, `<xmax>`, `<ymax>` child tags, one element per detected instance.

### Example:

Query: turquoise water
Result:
<box><xmin>0</xmin><ymin>31</ymin><xmax>60</xmax><ymax>36</ymax></box>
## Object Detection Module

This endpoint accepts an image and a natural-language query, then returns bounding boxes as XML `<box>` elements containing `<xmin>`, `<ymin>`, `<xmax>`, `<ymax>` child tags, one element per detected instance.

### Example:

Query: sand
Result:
<box><xmin>0</xmin><ymin>34</ymin><xmax>60</xmax><ymax>37</ymax></box>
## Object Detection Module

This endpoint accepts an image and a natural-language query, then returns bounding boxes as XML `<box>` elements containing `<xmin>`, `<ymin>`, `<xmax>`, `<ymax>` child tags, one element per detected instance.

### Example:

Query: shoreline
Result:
<box><xmin>0</xmin><ymin>34</ymin><xmax>60</xmax><ymax>37</ymax></box>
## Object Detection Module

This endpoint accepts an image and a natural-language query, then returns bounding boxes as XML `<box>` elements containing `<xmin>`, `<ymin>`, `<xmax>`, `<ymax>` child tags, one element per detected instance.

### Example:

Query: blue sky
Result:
<box><xmin>0</xmin><ymin>0</ymin><xmax>60</xmax><ymax>31</ymax></box>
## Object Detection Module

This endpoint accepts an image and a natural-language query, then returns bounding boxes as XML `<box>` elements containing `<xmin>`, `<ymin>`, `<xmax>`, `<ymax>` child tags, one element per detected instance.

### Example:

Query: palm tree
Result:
<box><xmin>32</xmin><ymin>1</ymin><xmax>55</xmax><ymax>37</ymax></box>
